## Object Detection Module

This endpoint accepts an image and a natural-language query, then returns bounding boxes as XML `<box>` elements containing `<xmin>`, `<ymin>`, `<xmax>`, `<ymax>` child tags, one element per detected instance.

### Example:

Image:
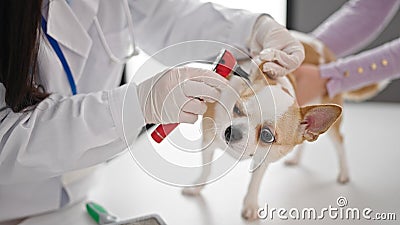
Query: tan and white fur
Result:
<box><xmin>182</xmin><ymin>32</ymin><xmax>384</xmax><ymax>220</ymax></box>
<box><xmin>284</xmin><ymin>31</ymin><xmax>388</xmax><ymax>178</ymax></box>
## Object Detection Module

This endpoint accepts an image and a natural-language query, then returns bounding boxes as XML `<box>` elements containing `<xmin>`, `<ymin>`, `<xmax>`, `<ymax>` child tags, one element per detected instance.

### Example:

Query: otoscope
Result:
<box><xmin>151</xmin><ymin>49</ymin><xmax>249</xmax><ymax>143</ymax></box>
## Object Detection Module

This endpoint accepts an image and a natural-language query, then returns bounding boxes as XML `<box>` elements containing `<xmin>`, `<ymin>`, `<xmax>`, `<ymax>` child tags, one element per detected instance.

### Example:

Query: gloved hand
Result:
<box><xmin>248</xmin><ymin>15</ymin><xmax>305</xmax><ymax>79</ymax></box>
<box><xmin>137</xmin><ymin>67</ymin><xmax>228</xmax><ymax>124</ymax></box>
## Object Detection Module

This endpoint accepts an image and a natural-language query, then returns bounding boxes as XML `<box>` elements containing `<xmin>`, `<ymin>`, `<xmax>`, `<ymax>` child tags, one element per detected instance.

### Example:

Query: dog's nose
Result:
<box><xmin>224</xmin><ymin>125</ymin><xmax>243</xmax><ymax>143</ymax></box>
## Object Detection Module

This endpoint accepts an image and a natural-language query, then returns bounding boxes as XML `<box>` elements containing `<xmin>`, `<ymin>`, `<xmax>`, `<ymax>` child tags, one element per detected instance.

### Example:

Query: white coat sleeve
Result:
<box><xmin>0</xmin><ymin>83</ymin><xmax>144</xmax><ymax>184</ymax></box>
<box><xmin>129</xmin><ymin>0</ymin><xmax>261</xmax><ymax>55</ymax></box>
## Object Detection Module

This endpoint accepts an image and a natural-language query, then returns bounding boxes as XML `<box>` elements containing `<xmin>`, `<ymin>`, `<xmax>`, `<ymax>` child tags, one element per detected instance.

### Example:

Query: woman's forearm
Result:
<box><xmin>312</xmin><ymin>0</ymin><xmax>400</xmax><ymax>57</ymax></box>
<box><xmin>320</xmin><ymin>37</ymin><xmax>400</xmax><ymax>98</ymax></box>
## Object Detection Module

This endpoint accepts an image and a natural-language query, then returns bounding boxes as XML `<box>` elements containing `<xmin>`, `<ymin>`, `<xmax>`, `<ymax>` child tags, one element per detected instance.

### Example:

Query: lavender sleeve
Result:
<box><xmin>312</xmin><ymin>0</ymin><xmax>400</xmax><ymax>57</ymax></box>
<box><xmin>321</xmin><ymin>37</ymin><xmax>400</xmax><ymax>98</ymax></box>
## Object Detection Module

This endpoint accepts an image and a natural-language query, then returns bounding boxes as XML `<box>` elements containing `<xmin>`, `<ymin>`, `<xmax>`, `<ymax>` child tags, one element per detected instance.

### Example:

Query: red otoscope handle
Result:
<box><xmin>151</xmin><ymin>50</ymin><xmax>235</xmax><ymax>143</ymax></box>
<box><xmin>151</xmin><ymin>123</ymin><xmax>179</xmax><ymax>143</ymax></box>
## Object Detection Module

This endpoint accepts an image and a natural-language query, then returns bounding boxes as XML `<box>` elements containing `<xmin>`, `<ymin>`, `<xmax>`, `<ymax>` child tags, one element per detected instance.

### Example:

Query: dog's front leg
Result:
<box><xmin>242</xmin><ymin>162</ymin><xmax>269</xmax><ymax>220</ymax></box>
<box><xmin>181</xmin><ymin>144</ymin><xmax>215</xmax><ymax>196</ymax></box>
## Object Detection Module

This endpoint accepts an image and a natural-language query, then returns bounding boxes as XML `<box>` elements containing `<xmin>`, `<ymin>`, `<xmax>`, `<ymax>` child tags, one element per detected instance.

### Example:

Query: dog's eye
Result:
<box><xmin>260</xmin><ymin>127</ymin><xmax>275</xmax><ymax>143</ymax></box>
<box><xmin>233</xmin><ymin>104</ymin><xmax>244</xmax><ymax>116</ymax></box>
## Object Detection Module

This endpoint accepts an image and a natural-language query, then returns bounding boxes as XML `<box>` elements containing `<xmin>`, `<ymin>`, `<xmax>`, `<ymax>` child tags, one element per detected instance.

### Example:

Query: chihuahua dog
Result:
<box><xmin>182</xmin><ymin>32</ymin><xmax>384</xmax><ymax>220</ymax></box>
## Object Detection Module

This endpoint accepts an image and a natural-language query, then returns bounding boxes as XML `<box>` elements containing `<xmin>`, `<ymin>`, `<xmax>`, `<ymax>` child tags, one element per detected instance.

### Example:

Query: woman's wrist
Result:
<box><xmin>319</xmin><ymin>63</ymin><xmax>343</xmax><ymax>98</ymax></box>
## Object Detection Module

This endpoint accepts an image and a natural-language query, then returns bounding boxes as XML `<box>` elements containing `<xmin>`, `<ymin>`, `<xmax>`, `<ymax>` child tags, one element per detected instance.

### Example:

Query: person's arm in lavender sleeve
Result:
<box><xmin>312</xmin><ymin>0</ymin><xmax>400</xmax><ymax>57</ymax></box>
<box><xmin>321</xmin><ymin>37</ymin><xmax>400</xmax><ymax>98</ymax></box>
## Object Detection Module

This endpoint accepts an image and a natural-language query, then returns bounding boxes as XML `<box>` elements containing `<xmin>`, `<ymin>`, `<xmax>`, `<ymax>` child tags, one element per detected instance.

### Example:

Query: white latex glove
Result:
<box><xmin>248</xmin><ymin>15</ymin><xmax>305</xmax><ymax>78</ymax></box>
<box><xmin>137</xmin><ymin>67</ymin><xmax>228</xmax><ymax>124</ymax></box>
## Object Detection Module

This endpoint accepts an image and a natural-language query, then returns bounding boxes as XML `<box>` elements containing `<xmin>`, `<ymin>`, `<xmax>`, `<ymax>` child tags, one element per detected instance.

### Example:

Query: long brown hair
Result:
<box><xmin>0</xmin><ymin>0</ymin><xmax>48</xmax><ymax>112</ymax></box>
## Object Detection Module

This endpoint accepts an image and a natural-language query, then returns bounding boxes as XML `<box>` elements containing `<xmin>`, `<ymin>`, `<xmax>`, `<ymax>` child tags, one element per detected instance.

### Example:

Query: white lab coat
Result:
<box><xmin>0</xmin><ymin>0</ymin><xmax>258</xmax><ymax>221</ymax></box>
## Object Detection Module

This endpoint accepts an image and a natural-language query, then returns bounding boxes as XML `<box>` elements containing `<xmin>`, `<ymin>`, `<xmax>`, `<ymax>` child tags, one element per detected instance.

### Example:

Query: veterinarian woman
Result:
<box><xmin>294</xmin><ymin>0</ymin><xmax>400</xmax><ymax>105</ymax></box>
<box><xmin>0</xmin><ymin>0</ymin><xmax>304</xmax><ymax>223</ymax></box>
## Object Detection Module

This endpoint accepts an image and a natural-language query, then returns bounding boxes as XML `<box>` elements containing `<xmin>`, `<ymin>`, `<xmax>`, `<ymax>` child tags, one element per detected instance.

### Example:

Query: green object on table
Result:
<box><xmin>86</xmin><ymin>201</ymin><xmax>118</xmax><ymax>225</ymax></box>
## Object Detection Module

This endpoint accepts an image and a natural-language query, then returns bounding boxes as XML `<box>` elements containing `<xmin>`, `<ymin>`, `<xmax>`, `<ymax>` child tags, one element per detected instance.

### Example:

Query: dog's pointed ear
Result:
<box><xmin>299</xmin><ymin>104</ymin><xmax>342</xmax><ymax>142</ymax></box>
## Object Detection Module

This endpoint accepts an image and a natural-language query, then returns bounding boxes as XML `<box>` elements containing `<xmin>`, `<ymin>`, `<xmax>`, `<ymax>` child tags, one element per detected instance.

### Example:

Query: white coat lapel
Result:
<box><xmin>46</xmin><ymin>0</ymin><xmax>99</xmax><ymax>83</ymax></box>
<box><xmin>68</xmin><ymin>0</ymin><xmax>100</xmax><ymax>31</ymax></box>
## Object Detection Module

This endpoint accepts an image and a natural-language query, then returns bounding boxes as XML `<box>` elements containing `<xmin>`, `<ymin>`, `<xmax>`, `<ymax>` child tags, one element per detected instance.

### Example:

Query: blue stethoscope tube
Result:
<box><xmin>41</xmin><ymin>0</ymin><xmax>137</xmax><ymax>95</ymax></box>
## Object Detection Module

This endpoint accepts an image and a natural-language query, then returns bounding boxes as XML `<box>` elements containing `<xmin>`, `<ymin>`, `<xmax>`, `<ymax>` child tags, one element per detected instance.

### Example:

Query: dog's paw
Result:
<box><xmin>337</xmin><ymin>173</ymin><xmax>350</xmax><ymax>184</ymax></box>
<box><xmin>241</xmin><ymin>205</ymin><xmax>260</xmax><ymax>221</ymax></box>
<box><xmin>182</xmin><ymin>186</ymin><xmax>203</xmax><ymax>196</ymax></box>
<box><xmin>284</xmin><ymin>158</ymin><xmax>299</xmax><ymax>166</ymax></box>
